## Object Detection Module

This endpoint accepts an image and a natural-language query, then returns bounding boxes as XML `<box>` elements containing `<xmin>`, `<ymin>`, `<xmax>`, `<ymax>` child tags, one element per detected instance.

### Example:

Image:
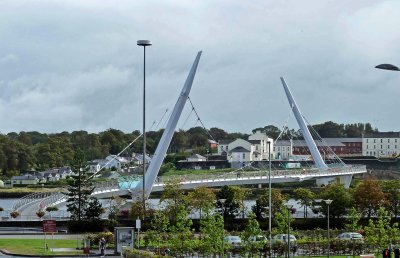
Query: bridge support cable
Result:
<box><xmin>154</xmin><ymin>108</ymin><xmax>169</xmax><ymax>131</ymax></box>
<box><xmin>187</xmin><ymin>97</ymin><xmax>217</xmax><ymax>143</ymax></box>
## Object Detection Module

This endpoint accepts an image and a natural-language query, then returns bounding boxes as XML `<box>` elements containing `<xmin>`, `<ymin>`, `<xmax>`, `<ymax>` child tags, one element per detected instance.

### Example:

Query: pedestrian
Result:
<box><xmin>99</xmin><ymin>237</ymin><xmax>106</xmax><ymax>257</ymax></box>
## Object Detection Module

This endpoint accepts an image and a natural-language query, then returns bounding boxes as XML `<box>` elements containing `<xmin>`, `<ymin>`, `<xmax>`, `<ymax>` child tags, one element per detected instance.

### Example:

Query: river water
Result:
<box><xmin>0</xmin><ymin>198</ymin><xmax>318</xmax><ymax>220</ymax></box>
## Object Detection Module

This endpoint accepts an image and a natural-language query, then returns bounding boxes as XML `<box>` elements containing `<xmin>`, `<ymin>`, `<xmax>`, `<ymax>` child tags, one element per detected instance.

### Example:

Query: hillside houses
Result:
<box><xmin>10</xmin><ymin>166</ymin><xmax>74</xmax><ymax>187</ymax></box>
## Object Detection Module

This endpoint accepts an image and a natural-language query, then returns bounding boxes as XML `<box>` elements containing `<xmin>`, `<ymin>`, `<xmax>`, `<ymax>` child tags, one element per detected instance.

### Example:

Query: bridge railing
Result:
<box><xmin>12</xmin><ymin>192</ymin><xmax>53</xmax><ymax>211</ymax></box>
<box><xmin>37</xmin><ymin>179</ymin><xmax>120</xmax><ymax>209</ymax></box>
<box><xmin>154</xmin><ymin>164</ymin><xmax>366</xmax><ymax>185</ymax></box>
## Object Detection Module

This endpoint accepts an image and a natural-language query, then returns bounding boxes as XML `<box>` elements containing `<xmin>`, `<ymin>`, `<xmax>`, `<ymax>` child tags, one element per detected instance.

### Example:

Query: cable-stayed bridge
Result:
<box><xmin>12</xmin><ymin>52</ymin><xmax>367</xmax><ymax>220</ymax></box>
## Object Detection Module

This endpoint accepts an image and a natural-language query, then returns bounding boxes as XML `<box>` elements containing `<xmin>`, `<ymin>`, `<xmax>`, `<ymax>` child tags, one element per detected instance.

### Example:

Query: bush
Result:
<box><xmin>10</xmin><ymin>210</ymin><xmax>20</xmax><ymax>218</ymax></box>
<box><xmin>125</xmin><ymin>249</ymin><xmax>162</xmax><ymax>258</ymax></box>
<box><xmin>86</xmin><ymin>232</ymin><xmax>114</xmax><ymax>248</ymax></box>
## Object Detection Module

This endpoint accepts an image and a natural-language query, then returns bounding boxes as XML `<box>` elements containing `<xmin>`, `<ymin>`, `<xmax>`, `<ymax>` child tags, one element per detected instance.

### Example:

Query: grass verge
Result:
<box><xmin>0</xmin><ymin>238</ymin><xmax>82</xmax><ymax>255</ymax></box>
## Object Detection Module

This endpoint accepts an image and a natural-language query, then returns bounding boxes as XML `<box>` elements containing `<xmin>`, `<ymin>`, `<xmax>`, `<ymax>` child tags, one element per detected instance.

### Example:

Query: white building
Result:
<box><xmin>248</xmin><ymin>130</ymin><xmax>274</xmax><ymax>160</ymax></box>
<box><xmin>187</xmin><ymin>154</ymin><xmax>207</xmax><ymax>162</ymax></box>
<box><xmin>273</xmin><ymin>140</ymin><xmax>293</xmax><ymax>160</ymax></box>
<box><xmin>362</xmin><ymin>132</ymin><xmax>400</xmax><ymax>157</ymax></box>
<box><xmin>218</xmin><ymin>131</ymin><xmax>273</xmax><ymax>168</ymax></box>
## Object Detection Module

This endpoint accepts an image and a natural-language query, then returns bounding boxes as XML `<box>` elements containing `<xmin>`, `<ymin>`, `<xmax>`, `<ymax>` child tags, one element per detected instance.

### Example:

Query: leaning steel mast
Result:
<box><xmin>280</xmin><ymin>77</ymin><xmax>328</xmax><ymax>170</ymax></box>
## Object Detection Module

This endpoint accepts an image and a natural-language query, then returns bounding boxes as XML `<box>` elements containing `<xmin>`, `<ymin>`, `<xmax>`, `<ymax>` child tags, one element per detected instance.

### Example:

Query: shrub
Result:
<box><xmin>36</xmin><ymin>210</ymin><xmax>45</xmax><ymax>218</ymax></box>
<box><xmin>86</xmin><ymin>232</ymin><xmax>114</xmax><ymax>248</ymax></box>
<box><xmin>10</xmin><ymin>210</ymin><xmax>20</xmax><ymax>218</ymax></box>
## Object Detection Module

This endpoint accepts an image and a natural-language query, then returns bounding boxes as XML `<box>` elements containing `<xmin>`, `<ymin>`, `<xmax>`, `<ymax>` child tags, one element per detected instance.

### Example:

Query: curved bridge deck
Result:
<box><xmin>12</xmin><ymin>165</ymin><xmax>366</xmax><ymax>221</ymax></box>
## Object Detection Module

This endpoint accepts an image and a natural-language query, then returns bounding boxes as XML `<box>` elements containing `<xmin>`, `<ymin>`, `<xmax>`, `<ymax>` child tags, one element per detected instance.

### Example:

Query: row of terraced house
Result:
<box><xmin>216</xmin><ymin>131</ymin><xmax>400</xmax><ymax>167</ymax></box>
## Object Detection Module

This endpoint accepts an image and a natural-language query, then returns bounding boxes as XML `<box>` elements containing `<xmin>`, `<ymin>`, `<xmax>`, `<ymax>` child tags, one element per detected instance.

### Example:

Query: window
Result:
<box><xmin>255</xmin><ymin>154</ymin><xmax>258</xmax><ymax>158</ymax></box>
<box><xmin>367</xmin><ymin>139</ymin><xmax>369</xmax><ymax>143</ymax></box>
<box><xmin>388</xmin><ymin>139</ymin><xmax>390</xmax><ymax>143</ymax></box>
<box><xmin>367</xmin><ymin>145</ymin><xmax>369</xmax><ymax>149</ymax></box>
<box><xmin>226</xmin><ymin>146</ymin><xmax>228</xmax><ymax>150</ymax></box>
<box><xmin>374</xmin><ymin>139</ymin><xmax>376</xmax><ymax>143</ymax></box>
<box><xmin>381</xmin><ymin>145</ymin><xmax>383</xmax><ymax>149</ymax></box>
<box><xmin>388</xmin><ymin>145</ymin><xmax>390</xmax><ymax>149</ymax></box>
<box><xmin>381</xmin><ymin>139</ymin><xmax>383</xmax><ymax>143</ymax></box>
<box><xmin>242</xmin><ymin>153</ymin><xmax>245</xmax><ymax>159</ymax></box>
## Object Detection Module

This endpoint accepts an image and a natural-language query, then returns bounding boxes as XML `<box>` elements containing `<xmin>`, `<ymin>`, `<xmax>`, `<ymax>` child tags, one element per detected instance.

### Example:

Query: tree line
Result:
<box><xmin>0</xmin><ymin>121</ymin><xmax>378</xmax><ymax>179</ymax></box>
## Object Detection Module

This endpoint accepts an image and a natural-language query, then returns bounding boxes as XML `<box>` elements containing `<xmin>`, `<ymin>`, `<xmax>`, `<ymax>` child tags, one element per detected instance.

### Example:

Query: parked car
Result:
<box><xmin>336</xmin><ymin>232</ymin><xmax>363</xmax><ymax>241</ymax></box>
<box><xmin>272</xmin><ymin>234</ymin><xmax>297</xmax><ymax>244</ymax></box>
<box><xmin>248</xmin><ymin>235</ymin><xmax>268</xmax><ymax>244</ymax></box>
<box><xmin>224</xmin><ymin>235</ymin><xmax>242</xmax><ymax>249</ymax></box>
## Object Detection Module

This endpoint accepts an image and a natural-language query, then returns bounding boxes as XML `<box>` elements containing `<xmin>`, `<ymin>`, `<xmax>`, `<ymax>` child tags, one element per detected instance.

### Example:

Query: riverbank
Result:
<box><xmin>0</xmin><ymin>187</ymin><xmax>59</xmax><ymax>198</ymax></box>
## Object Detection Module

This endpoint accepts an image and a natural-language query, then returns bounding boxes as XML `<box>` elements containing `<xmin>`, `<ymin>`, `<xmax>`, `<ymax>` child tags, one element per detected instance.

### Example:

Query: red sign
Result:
<box><xmin>43</xmin><ymin>220</ymin><xmax>57</xmax><ymax>233</ymax></box>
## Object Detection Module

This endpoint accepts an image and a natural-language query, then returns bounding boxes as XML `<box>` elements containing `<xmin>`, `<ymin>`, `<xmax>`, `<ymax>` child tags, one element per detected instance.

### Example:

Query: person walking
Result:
<box><xmin>99</xmin><ymin>237</ymin><xmax>106</xmax><ymax>257</ymax></box>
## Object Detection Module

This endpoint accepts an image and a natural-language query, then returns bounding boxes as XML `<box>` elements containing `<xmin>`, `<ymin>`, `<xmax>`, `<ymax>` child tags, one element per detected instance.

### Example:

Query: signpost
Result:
<box><xmin>136</xmin><ymin>219</ymin><xmax>141</xmax><ymax>251</ymax></box>
<box><xmin>43</xmin><ymin>220</ymin><xmax>56</xmax><ymax>252</ymax></box>
<box><xmin>43</xmin><ymin>220</ymin><xmax>57</xmax><ymax>233</ymax></box>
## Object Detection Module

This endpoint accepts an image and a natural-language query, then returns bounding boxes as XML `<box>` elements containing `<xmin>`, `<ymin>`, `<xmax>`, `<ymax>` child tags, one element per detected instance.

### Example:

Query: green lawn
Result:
<box><xmin>0</xmin><ymin>238</ymin><xmax>82</xmax><ymax>255</ymax></box>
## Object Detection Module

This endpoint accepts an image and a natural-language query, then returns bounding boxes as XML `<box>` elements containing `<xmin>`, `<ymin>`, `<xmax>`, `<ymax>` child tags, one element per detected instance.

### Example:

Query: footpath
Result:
<box><xmin>0</xmin><ymin>248</ymin><xmax>121</xmax><ymax>258</ymax></box>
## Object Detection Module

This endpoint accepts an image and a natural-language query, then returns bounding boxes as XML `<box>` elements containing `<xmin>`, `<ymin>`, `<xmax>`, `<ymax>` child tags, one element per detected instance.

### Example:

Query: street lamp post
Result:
<box><xmin>268</xmin><ymin>141</ymin><xmax>272</xmax><ymax>257</ymax></box>
<box><xmin>285</xmin><ymin>203</ymin><xmax>293</xmax><ymax>258</ymax></box>
<box><xmin>324</xmin><ymin>199</ymin><xmax>333</xmax><ymax>258</ymax></box>
<box><xmin>137</xmin><ymin>39</ymin><xmax>152</xmax><ymax>219</ymax></box>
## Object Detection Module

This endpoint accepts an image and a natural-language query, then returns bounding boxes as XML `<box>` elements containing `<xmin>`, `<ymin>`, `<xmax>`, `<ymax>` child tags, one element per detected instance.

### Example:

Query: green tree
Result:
<box><xmin>161</xmin><ymin>179</ymin><xmax>186</xmax><ymax>222</ymax></box>
<box><xmin>319</xmin><ymin>182</ymin><xmax>352</xmax><ymax>218</ymax></box>
<box><xmin>216</xmin><ymin>185</ymin><xmax>240</xmax><ymax>220</ymax></box>
<box><xmin>84</xmin><ymin>197</ymin><xmax>104</xmax><ymax>221</ymax></box>
<box><xmin>273</xmin><ymin>207</ymin><xmax>293</xmax><ymax>234</ymax></box>
<box><xmin>242</xmin><ymin>212</ymin><xmax>263</xmax><ymax>257</ymax></box>
<box><xmin>186</xmin><ymin>186</ymin><xmax>215</xmax><ymax>219</ymax></box>
<box><xmin>364</xmin><ymin>207</ymin><xmax>399</xmax><ymax>251</ymax></box>
<box><xmin>107</xmin><ymin>195</ymin><xmax>126</xmax><ymax>221</ymax></box>
<box><xmin>293</xmin><ymin>188</ymin><xmax>315</xmax><ymax>218</ymax></box>
<box><xmin>199</xmin><ymin>210</ymin><xmax>225</xmax><ymax>257</ymax></box>
<box><xmin>252</xmin><ymin>188</ymin><xmax>285</xmax><ymax>219</ymax></box>
<box><xmin>252</xmin><ymin>125</ymin><xmax>281</xmax><ymax>139</ymax></box>
<box><xmin>169</xmin><ymin>205</ymin><xmax>193</xmax><ymax>257</ymax></box>
<box><xmin>344</xmin><ymin>207</ymin><xmax>362</xmax><ymax>232</ymax></box>
<box><xmin>380</xmin><ymin>180</ymin><xmax>400</xmax><ymax>218</ymax></box>
<box><xmin>65</xmin><ymin>150</ymin><xmax>97</xmax><ymax>222</ymax></box>
<box><xmin>232</xmin><ymin>186</ymin><xmax>250</xmax><ymax>219</ymax></box>
<box><xmin>147</xmin><ymin>209</ymin><xmax>169</xmax><ymax>255</ymax></box>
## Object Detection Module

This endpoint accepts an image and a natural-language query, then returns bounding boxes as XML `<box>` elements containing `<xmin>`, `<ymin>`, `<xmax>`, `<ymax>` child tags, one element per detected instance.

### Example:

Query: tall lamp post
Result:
<box><xmin>285</xmin><ymin>203</ymin><xmax>293</xmax><ymax>258</ymax></box>
<box><xmin>268</xmin><ymin>141</ymin><xmax>272</xmax><ymax>256</ymax></box>
<box><xmin>137</xmin><ymin>39</ymin><xmax>152</xmax><ymax>219</ymax></box>
<box><xmin>324</xmin><ymin>199</ymin><xmax>333</xmax><ymax>258</ymax></box>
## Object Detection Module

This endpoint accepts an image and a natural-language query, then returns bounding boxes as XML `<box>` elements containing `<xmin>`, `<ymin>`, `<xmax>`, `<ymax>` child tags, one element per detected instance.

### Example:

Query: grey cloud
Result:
<box><xmin>0</xmin><ymin>0</ymin><xmax>399</xmax><ymax>134</ymax></box>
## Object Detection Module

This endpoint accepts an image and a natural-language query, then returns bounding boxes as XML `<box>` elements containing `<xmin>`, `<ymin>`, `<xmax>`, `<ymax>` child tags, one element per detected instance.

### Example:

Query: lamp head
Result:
<box><xmin>323</xmin><ymin>199</ymin><xmax>333</xmax><ymax>205</ymax></box>
<box><xmin>137</xmin><ymin>40</ymin><xmax>152</xmax><ymax>46</ymax></box>
<box><xmin>375</xmin><ymin>64</ymin><xmax>400</xmax><ymax>71</ymax></box>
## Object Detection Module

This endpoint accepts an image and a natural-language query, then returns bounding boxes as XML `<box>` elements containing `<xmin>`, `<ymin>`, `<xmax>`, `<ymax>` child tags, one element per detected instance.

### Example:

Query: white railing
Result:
<box><xmin>12</xmin><ymin>192</ymin><xmax>53</xmax><ymax>211</ymax></box>
<box><xmin>15</xmin><ymin>165</ymin><xmax>366</xmax><ymax>214</ymax></box>
<box><xmin>152</xmin><ymin>164</ymin><xmax>366</xmax><ymax>185</ymax></box>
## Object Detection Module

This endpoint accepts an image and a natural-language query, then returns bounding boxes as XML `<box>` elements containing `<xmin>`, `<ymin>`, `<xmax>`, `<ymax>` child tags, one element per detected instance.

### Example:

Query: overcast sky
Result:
<box><xmin>1</xmin><ymin>0</ymin><xmax>399</xmax><ymax>135</ymax></box>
